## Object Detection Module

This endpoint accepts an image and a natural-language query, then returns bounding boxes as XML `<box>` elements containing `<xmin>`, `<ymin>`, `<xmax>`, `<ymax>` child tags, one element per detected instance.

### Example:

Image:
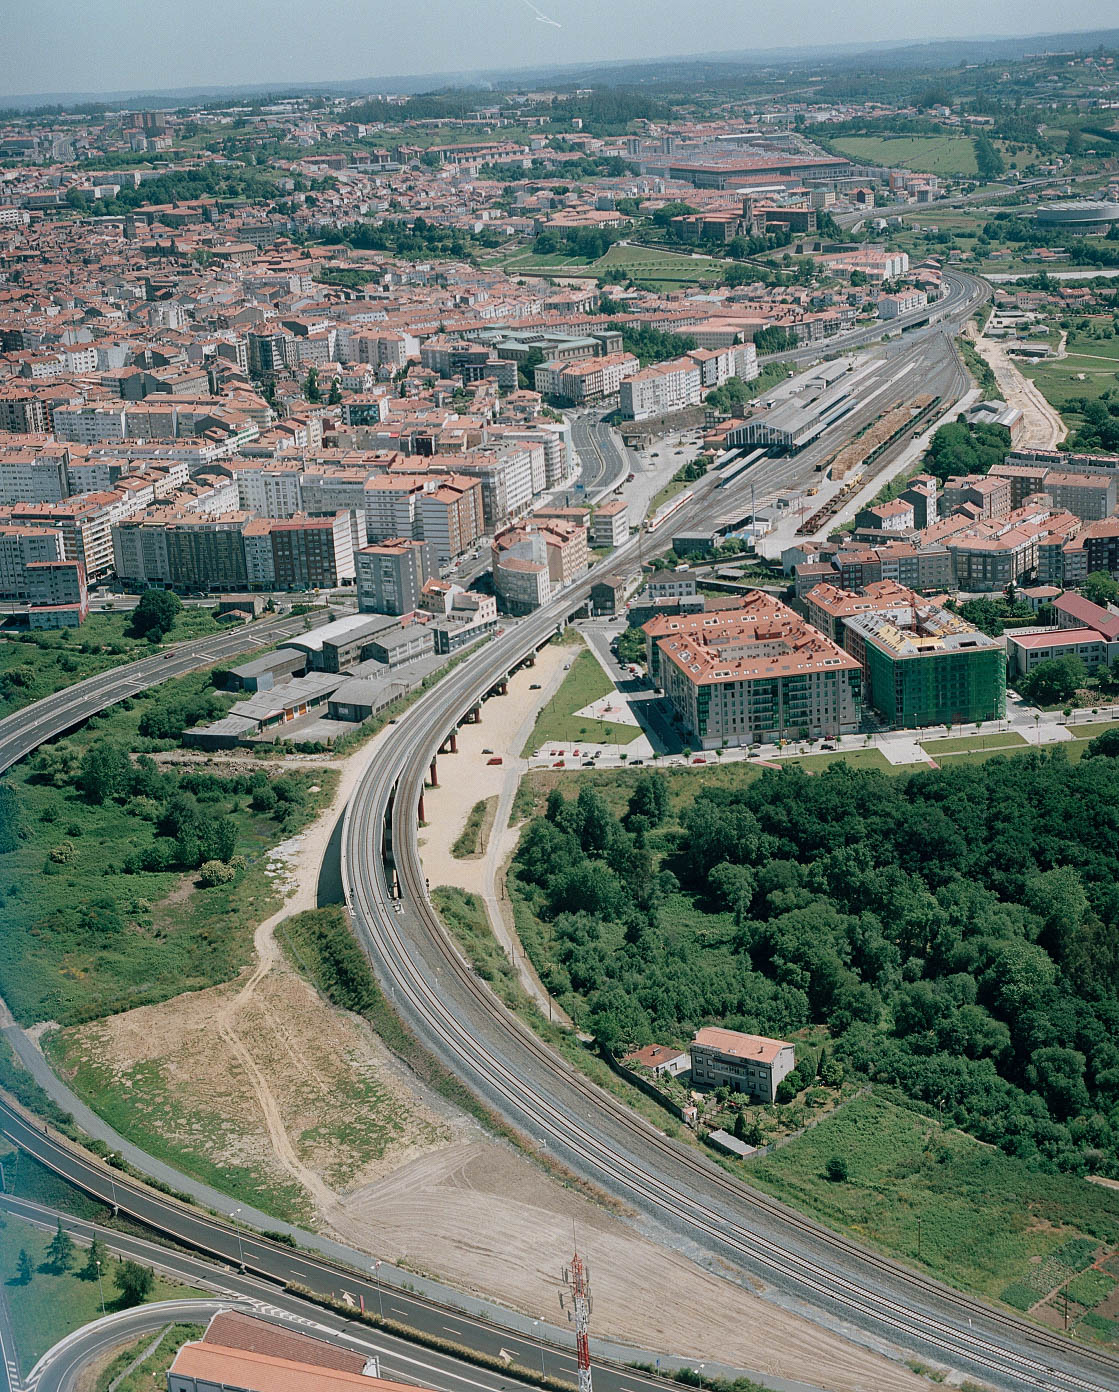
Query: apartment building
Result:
<box><xmin>269</xmin><ymin>512</ymin><xmax>355</xmax><ymax>590</ymax></box>
<box><xmin>356</xmin><ymin>538</ymin><xmax>433</xmax><ymax>615</ymax></box>
<box><xmin>940</xmin><ymin>475</ymin><xmax>1011</xmax><ymax>521</ymax></box>
<box><xmin>878</xmin><ymin>289</ymin><xmax>928</xmax><ymax>319</ymax></box>
<box><xmin>25</xmin><ymin>558</ymin><xmax>88</xmax><ymax>624</ymax></box>
<box><xmin>0</xmin><ymin>450</ymin><xmax>69</xmax><ymax>505</ymax></box>
<box><xmin>164</xmin><ymin>514</ymin><xmax>252</xmax><ymax>593</ymax></box>
<box><xmin>844</xmin><ymin>602</ymin><xmax>1005</xmax><ymax>729</ymax></box>
<box><xmin>534</xmin><ymin>351</ymin><xmax>640</xmax><ymax>405</ymax></box>
<box><xmin>690</xmin><ymin>1027</ymin><xmax>795</xmax><ymax>1103</ymax></box>
<box><xmin>619</xmin><ymin>357</ymin><xmax>704</xmax><ymax>421</ymax></box>
<box><xmin>417</xmin><ymin>475</ymin><xmax>485</xmax><ymax>565</ymax></box>
<box><xmin>644</xmin><ymin>593</ymin><xmax>863</xmax><ymax>749</ymax></box>
<box><xmin>590</xmin><ymin>498</ymin><xmax>629</xmax><ymax>549</ymax></box>
<box><xmin>0</xmin><ymin>524</ymin><xmax>65</xmax><ymax>599</ymax></box>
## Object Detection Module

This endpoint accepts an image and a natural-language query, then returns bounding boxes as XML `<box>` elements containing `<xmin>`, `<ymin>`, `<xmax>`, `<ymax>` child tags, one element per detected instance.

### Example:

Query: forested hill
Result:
<box><xmin>514</xmin><ymin>741</ymin><xmax>1119</xmax><ymax>1176</ymax></box>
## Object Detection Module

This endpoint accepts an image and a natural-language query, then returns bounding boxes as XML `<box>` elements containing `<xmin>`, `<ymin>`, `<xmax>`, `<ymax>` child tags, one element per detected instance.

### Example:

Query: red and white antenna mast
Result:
<box><xmin>563</xmin><ymin>1231</ymin><xmax>593</xmax><ymax>1392</ymax></box>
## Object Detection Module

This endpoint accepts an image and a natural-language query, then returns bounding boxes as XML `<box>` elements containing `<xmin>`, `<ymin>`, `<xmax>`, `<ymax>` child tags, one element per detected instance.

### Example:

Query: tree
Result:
<box><xmin>327</xmin><ymin>376</ymin><xmax>342</xmax><ymax>405</ymax></box>
<box><xmin>1081</xmin><ymin>571</ymin><xmax>1119</xmax><ymax>608</ymax></box>
<box><xmin>974</xmin><ymin>135</ymin><xmax>1006</xmax><ymax>182</ymax></box>
<box><xmin>47</xmin><ymin>1219</ymin><xmax>74</xmax><ymax>1272</ymax></box>
<box><xmin>16</xmin><ymin>1248</ymin><xmax>33</xmax><ymax>1283</ymax></box>
<box><xmin>825</xmin><ymin>1155</ymin><xmax>849</xmax><ymax>1182</ymax></box>
<box><xmin>78</xmin><ymin>741</ymin><xmax>131</xmax><ymax>804</ymax></box>
<box><xmin>131</xmin><ymin>588</ymin><xmax>181</xmax><ymax>641</ymax></box>
<box><xmin>733</xmin><ymin>1110</ymin><xmax>748</xmax><ymax>1141</ymax></box>
<box><xmin>81</xmin><ymin>1236</ymin><xmax>107</xmax><ymax>1281</ymax></box>
<box><xmin>114</xmin><ymin>1260</ymin><xmax>154</xmax><ymax>1306</ymax></box>
<box><xmin>1017</xmin><ymin>656</ymin><xmax>1085</xmax><ymax>707</ymax></box>
<box><xmin>304</xmin><ymin>367</ymin><xmax>322</xmax><ymax>402</ymax></box>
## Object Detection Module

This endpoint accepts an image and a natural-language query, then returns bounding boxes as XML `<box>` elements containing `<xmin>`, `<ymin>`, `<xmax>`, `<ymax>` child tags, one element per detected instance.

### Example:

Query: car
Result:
<box><xmin>631</xmin><ymin>758</ymin><xmax>644</xmax><ymax>765</ymax></box>
<box><xmin>582</xmin><ymin>759</ymin><xmax>595</xmax><ymax>767</ymax></box>
<box><xmin>529</xmin><ymin>682</ymin><xmax>541</xmax><ymax>689</ymax></box>
<box><xmin>821</xmin><ymin>743</ymin><xmax>836</xmax><ymax>751</ymax></box>
<box><xmin>487</xmin><ymin>756</ymin><xmax>503</xmax><ymax>766</ymax></box>
<box><xmin>553</xmin><ymin>760</ymin><xmax>566</xmax><ymax>768</ymax></box>
<box><xmin>626</xmin><ymin>472</ymin><xmax>635</xmax><ymax>482</ymax></box>
<box><xmin>692</xmin><ymin>756</ymin><xmax>706</xmax><ymax>764</ymax></box>
<box><xmin>482</xmin><ymin>747</ymin><xmax>493</xmax><ymax>754</ymax></box>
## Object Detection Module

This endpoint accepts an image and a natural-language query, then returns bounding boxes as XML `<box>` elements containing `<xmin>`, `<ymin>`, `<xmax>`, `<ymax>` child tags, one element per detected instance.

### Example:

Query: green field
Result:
<box><xmin>520</xmin><ymin>648</ymin><xmax>640</xmax><ymax>754</ymax></box>
<box><xmin>922</xmin><ymin>731</ymin><xmax>1028</xmax><ymax>753</ymax></box>
<box><xmin>1020</xmin><ymin>327</ymin><xmax>1119</xmax><ymax>431</ymax></box>
<box><xmin>750</xmin><ymin>1094</ymin><xmax>1117</xmax><ymax>1316</ymax></box>
<box><xmin>0</xmin><ymin>667</ymin><xmax>334</xmax><ymax>1025</ymax></box>
<box><xmin>0</xmin><ymin>608</ymin><xmax>226</xmax><ymax>718</ymax></box>
<box><xmin>831</xmin><ymin>135</ymin><xmax>982</xmax><ymax>177</ymax></box>
<box><xmin>501</xmin><ymin>240</ymin><xmax>731</xmax><ymax>290</ymax></box>
<box><xmin>0</xmin><ymin>1212</ymin><xmax>203</xmax><ymax>1375</ymax></box>
<box><xmin>452</xmin><ymin>796</ymin><xmax>497</xmax><ymax>858</ymax></box>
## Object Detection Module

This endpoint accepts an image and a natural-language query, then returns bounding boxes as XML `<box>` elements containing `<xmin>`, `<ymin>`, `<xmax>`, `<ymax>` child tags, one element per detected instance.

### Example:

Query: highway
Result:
<box><xmin>0</xmin><ymin>608</ymin><xmax>330</xmax><ymax>779</ymax></box>
<box><xmin>759</xmin><ymin>268</ymin><xmax>984</xmax><ymax>366</ymax></box>
<box><xmin>569</xmin><ymin>411</ymin><xmax>633</xmax><ymax>502</ymax></box>
<box><xmin>0</xmin><ymin>1177</ymin><xmax>746</xmax><ymax>1392</ymax></box>
<box><xmin>1</xmin><ymin>265</ymin><xmax>1113</xmax><ymax>1391</ymax></box>
<box><xmin>334</xmin><ymin>268</ymin><xmax>1119</xmax><ymax>1392</ymax></box>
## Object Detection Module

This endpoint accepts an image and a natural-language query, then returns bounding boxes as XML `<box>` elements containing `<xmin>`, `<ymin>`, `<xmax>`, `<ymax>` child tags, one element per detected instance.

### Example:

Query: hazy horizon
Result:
<box><xmin>3</xmin><ymin>1</ymin><xmax>1117</xmax><ymax>103</ymax></box>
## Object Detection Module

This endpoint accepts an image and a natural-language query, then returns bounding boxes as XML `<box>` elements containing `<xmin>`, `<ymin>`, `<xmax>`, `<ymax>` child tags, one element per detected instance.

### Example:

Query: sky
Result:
<box><xmin>1</xmin><ymin>0</ymin><xmax>1115</xmax><ymax>101</ymax></box>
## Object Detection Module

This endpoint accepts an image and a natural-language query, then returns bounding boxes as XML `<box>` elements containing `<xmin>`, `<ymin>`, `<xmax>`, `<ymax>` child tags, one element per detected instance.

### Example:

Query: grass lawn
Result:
<box><xmin>520</xmin><ymin>648</ymin><xmax>640</xmax><ymax>754</ymax></box>
<box><xmin>1067</xmin><ymin>720</ymin><xmax>1119</xmax><ymax>739</ymax></box>
<box><xmin>0</xmin><ymin>608</ymin><xmax>226</xmax><ymax>718</ymax></box>
<box><xmin>1021</xmin><ymin>331</ymin><xmax>1119</xmax><ymax>430</ymax></box>
<box><xmin>0</xmin><ymin>667</ymin><xmax>335</xmax><ymax>1026</ymax></box>
<box><xmin>501</xmin><ymin>240</ymin><xmax>732</xmax><ymax>289</ymax></box>
<box><xmin>648</xmin><ymin>475</ymin><xmax>689</xmax><ymax>514</ymax></box>
<box><xmin>749</xmin><ymin>1093</ymin><xmax>1119</xmax><ymax>1308</ymax></box>
<box><xmin>830</xmin><ymin>134</ymin><xmax>983</xmax><ymax>177</ymax></box>
<box><xmin>921</xmin><ymin>732</ymin><xmax>1028</xmax><ymax>753</ymax></box>
<box><xmin>781</xmin><ymin>747</ymin><xmax>905</xmax><ymax>774</ymax></box>
<box><xmin>0</xmin><ymin>1212</ymin><xmax>204</xmax><ymax>1375</ymax></box>
<box><xmin>93</xmin><ymin>1323</ymin><xmax>205</xmax><ymax>1392</ymax></box>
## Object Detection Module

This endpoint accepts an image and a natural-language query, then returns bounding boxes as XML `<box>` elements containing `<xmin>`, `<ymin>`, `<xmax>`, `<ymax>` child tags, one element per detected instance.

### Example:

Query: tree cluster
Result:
<box><xmin>516</xmin><ymin>752</ymin><xmax>1119</xmax><ymax>1175</ymax></box>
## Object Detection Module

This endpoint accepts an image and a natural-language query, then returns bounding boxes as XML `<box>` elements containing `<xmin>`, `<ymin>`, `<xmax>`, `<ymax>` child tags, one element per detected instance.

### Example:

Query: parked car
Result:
<box><xmin>529</xmin><ymin>682</ymin><xmax>541</xmax><ymax>689</ymax></box>
<box><xmin>487</xmin><ymin>756</ymin><xmax>503</xmax><ymax>766</ymax></box>
<box><xmin>692</xmin><ymin>756</ymin><xmax>706</xmax><ymax>764</ymax></box>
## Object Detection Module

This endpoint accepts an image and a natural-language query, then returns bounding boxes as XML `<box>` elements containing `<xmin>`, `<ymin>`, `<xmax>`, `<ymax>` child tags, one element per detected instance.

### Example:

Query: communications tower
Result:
<box><xmin>563</xmin><ymin>1237</ymin><xmax>593</xmax><ymax>1392</ymax></box>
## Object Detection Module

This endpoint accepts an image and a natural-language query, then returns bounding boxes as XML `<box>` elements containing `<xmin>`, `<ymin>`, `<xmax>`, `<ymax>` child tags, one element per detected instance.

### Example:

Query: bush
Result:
<box><xmin>48</xmin><ymin>842</ymin><xmax>75</xmax><ymax>864</ymax></box>
<box><xmin>198</xmin><ymin>859</ymin><xmax>235</xmax><ymax>887</ymax></box>
<box><xmin>825</xmin><ymin>1155</ymin><xmax>849</xmax><ymax>1182</ymax></box>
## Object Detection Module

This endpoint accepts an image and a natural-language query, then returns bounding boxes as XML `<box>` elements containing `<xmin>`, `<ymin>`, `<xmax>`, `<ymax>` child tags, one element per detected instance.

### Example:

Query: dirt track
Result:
<box><xmin>52</xmin><ymin>693</ymin><xmax>930</xmax><ymax>1390</ymax></box>
<box><xmin>969</xmin><ymin>334</ymin><xmax>1068</xmax><ymax>450</ymax></box>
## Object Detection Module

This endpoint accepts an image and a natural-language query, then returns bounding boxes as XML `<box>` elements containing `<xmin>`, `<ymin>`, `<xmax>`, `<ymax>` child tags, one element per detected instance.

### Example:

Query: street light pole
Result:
<box><xmin>533</xmin><ymin>1319</ymin><xmax>545</xmax><ymax>1378</ymax></box>
<box><xmin>373</xmin><ymin>1260</ymin><xmax>385</xmax><ymax>1319</ymax></box>
<box><xmin>96</xmin><ymin>1258</ymin><xmax>105</xmax><ymax>1316</ymax></box>
<box><xmin>232</xmin><ymin>1208</ymin><xmax>245</xmax><ymax>1270</ymax></box>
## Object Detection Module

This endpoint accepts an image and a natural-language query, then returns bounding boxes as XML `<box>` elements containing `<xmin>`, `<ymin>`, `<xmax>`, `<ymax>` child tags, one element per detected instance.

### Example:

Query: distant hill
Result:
<box><xmin>5</xmin><ymin>26</ymin><xmax>1119</xmax><ymax>111</ymax></box>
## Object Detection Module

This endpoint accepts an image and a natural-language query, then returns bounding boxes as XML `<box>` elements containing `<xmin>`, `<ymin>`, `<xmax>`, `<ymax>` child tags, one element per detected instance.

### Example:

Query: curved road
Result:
<box><xmin>338</xmin><ymin>274</ymin><xmax>1119</xmax><ymax>1392</ymax></box>
<box><xmin>3</xmin><ymin>271</ymin><xmax>1108</xmax><ymax>1392</ymax></box>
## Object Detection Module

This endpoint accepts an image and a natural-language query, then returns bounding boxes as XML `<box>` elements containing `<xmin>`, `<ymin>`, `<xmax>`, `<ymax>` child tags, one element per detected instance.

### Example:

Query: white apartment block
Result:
<box><xmin>619</xmin><ymin>357</ymin><xmax>704</xmax><ymax>421</ymax></box>
<box><xmin>0</xmin><ymin>526</ymin><xmax>65</xmax><ymax>599</ymax></box>
<box><xmin>0</xmin><ymin>453</ymin><xmax>69</xmax><ymax>505</ymax></box>
<box><xmin>52</xmin><ymin>404</ymin><xmax>129</xmax><ymax>446</ymax></box>
<box><xmin>231</xmin><ymin>463</ymin><xmax>304</xmax><ymax>518</ymax></box>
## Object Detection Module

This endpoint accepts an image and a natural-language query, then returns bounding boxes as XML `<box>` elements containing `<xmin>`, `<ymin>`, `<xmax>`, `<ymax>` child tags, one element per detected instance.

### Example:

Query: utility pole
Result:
<box><xmin>563</xmin><ymin>1234</ymin><xmax>593</xmax><ymax>1392</ymax></box>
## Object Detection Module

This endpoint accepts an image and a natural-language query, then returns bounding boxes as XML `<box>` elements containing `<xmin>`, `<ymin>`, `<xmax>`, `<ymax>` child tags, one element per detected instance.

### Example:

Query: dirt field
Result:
<box><xmin>969</xmin><ymin>332</ymin><xmax>1068</xmax><ymax>450</ymax></box>
<box><xmin>49</xmin><ymin>661</ymin><xmax>931</xmax><ymax>1391</ymax></box>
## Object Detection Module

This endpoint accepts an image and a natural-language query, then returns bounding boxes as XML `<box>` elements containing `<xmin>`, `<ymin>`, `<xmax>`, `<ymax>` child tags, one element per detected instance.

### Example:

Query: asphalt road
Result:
<box><xmin>0</xmin><ymin>608</ymin><xmax>330</xmax><ymax>779</ymax></box>
<box><xmin>2</xmin><ymin>265</ymin><xmax>1112</xmax><ymax>1392</ymax></box>
<box><xmin>570</xmin><ymin>412</ymin><xmax>633</xmax><ymax>502</ymax></box>
<box><xmin>336</xmin><ymin>290</ymin><xmax>1119</xmax><ymax>1389</ymax></box>
<box><xmin>3</xmin><ymin>1190</ymin><xmax>786</xmax><ymax>1392</ymax></box>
